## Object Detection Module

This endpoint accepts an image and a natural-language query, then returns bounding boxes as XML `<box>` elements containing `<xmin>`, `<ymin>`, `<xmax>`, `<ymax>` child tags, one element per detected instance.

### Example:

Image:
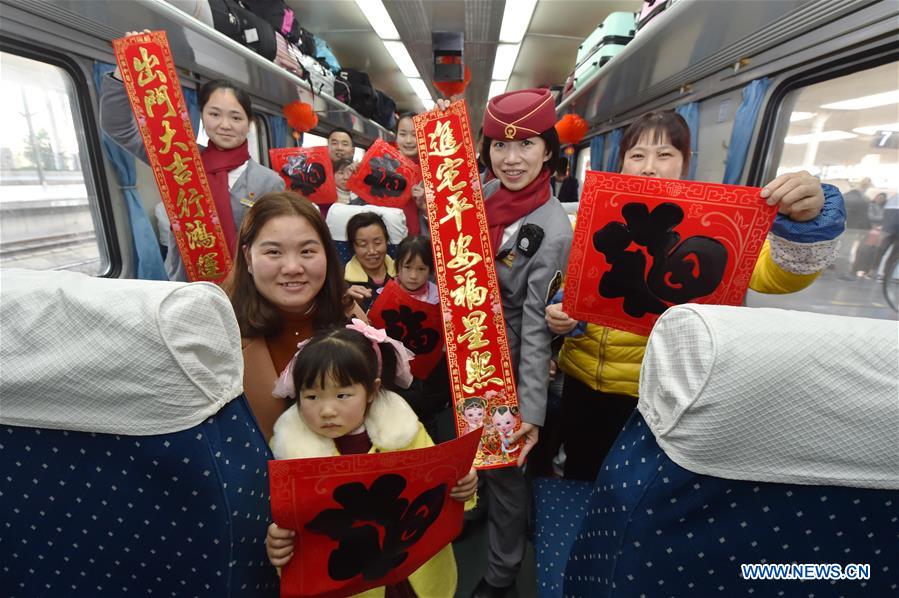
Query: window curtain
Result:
<box><xmin>605</xmin><ymin>127</ymin><xmax>623</xmax><ymax>173</ymax></box>
<box><xmin>182</xmin><ymin>86</ymin><xmax>201</xmax><ymax>133</ymax></box>
<box><xmin>675</xmin><ymin>101</ymin><xmax>699</xmax><ymax>180</ymax></box>
<box><xmin>590</xmin><ymin>134</ymin><xmax>605</xmax><ymax>171</ymax></box>
<box><xmin>91</xmin><ymin>62</ymin><xmax>167</xmax><ymax>281</ymax></box>
<box><xmin>723</xmin><ymin>77</ymin><xmax>771</xmax><ymax>184</ymax></box>
<box><xmin>268</xmin><ymin>114</ymin><xmax>292</xmax><ymax>149</ymax></box>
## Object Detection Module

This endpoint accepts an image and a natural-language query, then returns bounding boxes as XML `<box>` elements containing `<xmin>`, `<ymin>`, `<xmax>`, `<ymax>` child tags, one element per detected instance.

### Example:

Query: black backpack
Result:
<box><xmin>373</xmin><ymin>90</ymin><xmax>397</xmax><ymax>129</ymax></box>
<box><xmin>209</xmin><ymin>0</ymin><xmax>277</xmax><ymax>61</ymax></box>
<box><xmin>336</xmin><ymin>69</ymin><xmax>377</xmax><ymax>118</ymax></box>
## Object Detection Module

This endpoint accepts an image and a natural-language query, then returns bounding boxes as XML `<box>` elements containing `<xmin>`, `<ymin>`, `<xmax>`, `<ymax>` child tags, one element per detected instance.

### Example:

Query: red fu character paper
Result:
<box><xmin>270</xmin><ymin>146</ymin><xmax>337</xmax><ymax>206</ymax></box>
<box><xmin>368</xmin><ymin>279</ymin><xmax>444</xmax><ymax>380</ymax></box>
<box><xmin>563</xmin><ymin>171</ymin><xmax>778</xmax><ymax>337</ymax></box>
<box><xmin>413</xmin><ymin>101</ymin><xmax>522</xmax><ymax>469</ymax></box>
<box><xmin>347</xmin><ymin>138</ymin><xmax>422</xmax><ymax>209</ymax></box>
<box><xmin>269</xmin><ymin>429</ymin><xmax>482</xmax><ymax>598</ymax></box>
<box><xmin>113</xmin><ymin>31</ymin><xmax>232</xmax><ymax>282</ymax></box>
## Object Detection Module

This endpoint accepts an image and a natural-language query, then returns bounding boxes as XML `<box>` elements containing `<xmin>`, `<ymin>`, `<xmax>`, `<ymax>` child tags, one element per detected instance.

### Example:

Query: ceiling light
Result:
<box><xmin>489</xmin><ymin>80</ymin><xmax>508</xmax><ymax>99</ymax></box>
<box><xmin>784</xmin><ymin>130</ymin><xmax>857</xmax><ymax>144</ymax></box>
<box><xmin>383</xmin><ymin>41</ymin><xmax>420</xmax><ymax>78</ymax></box>
<box><xmin>499</xmin><ymin>0</ymin><xmax>538</xmax><ymax>43</ymax></box>
<box><xmin>821</xmin><ymin>90</ymin><xmax>899</xmax><ymax>111</ymax></box>
<box><xmin>492</xmin><ymin>44</ymin><xmax>520</xmax><ymax>80</ymax></box>
<box><xmin>789</xmin><ymin>112</ymin><xmax>817</xmax><ymax>122</ymax></box>
<box><xmin>354</xmin><ymin>0</ymin><xmax>399</xmax><ymax>40</ymax></box>
<box><xmin>851</xmin><ymin>123</ymin><xmax>899</xmax><ymax>135</ymax></box>
<box><xmin>408</xmin><ymin>78</ymin><xmax>433</xmax><ymax>102</ymax></box>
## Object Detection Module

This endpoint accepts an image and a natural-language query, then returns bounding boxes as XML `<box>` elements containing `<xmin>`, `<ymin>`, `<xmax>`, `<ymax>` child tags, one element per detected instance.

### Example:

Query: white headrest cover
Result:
<box><xmin>0</xmin><ymin>269</ymin><xmax>243</xmax><ymax>435</ymax></box>
<box><xmin>639</xmin><ymin>304</ymin><xmax>899</xmax><ymax>490</ymax></box>
<box><xmin>326</xmin><ymin>203</ymin><xmax>408</xmax><ymax>243</ymax></box>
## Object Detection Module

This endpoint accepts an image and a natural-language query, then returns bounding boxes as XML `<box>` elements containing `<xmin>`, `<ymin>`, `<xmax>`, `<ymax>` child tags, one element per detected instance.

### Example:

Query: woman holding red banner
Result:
<box><xmin>434</xmin><ymin>88</ymin><xmax>574</xmax><ymax>598</ymax></box>
<box><xmin>100</xmin><ymin>31</ymin><xmax>284</xmax><ymax>281</ymax></box>
<box><xmin>223</xmin><ymin>192</ymin><xmax>364</xmax><ymax>441</ymax></box>
<box><xmin>545</xmin><ymin>110</ymin><xmax>845</xmax><ymax>483</ymax></box>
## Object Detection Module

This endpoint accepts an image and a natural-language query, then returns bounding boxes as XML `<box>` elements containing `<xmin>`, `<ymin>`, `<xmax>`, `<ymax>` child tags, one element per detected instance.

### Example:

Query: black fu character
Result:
<box><xmin>382</xmin><ymin>305</ymin><xmax>439</xmax><ymax>355</ymax></box>
<box><xmin>592</xmin><ymin>202</ymin><xmax>728</xmax><ymax>318</ymax></box>
<box><xmin>282</xmin><ymin>153</ymin><xmax>326</xmax><ymax>196</ymax></box>
<box><xmin>305</xmin><ymin>473</ymin><xmax>446</xmax><ymax>582</ymax></box>
<box><xmin>364</xmin><ymin>154</ymin><xmax>408</xmax><ymax>198</ymax></box>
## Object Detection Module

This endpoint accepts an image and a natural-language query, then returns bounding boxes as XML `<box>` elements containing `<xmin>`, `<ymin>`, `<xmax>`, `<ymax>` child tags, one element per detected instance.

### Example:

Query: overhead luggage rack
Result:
<box><xmin>4</xmin><ymin>0</ymin><xmax>392</xmax><ymax>144</ymax></box>
<box><xmin>556</xmin><ymin>0</ymin><xmax>885</xmax><ymax>126</ymax></box>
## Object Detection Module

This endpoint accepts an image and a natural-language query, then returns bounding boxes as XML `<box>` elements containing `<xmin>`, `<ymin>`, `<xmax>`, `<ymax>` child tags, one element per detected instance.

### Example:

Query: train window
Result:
<box><xmin>747</xmin><ymin>60</ymin><xmax>899</xmax><ymax>320</ymax></box>
<box><xmin>575</xmin><ymin>146</ymin><xmax>590</xmax><ymax>183</ymax></box>
<box><xmin>0</xmin><ymin>52</ymin><xmax>107</xmax><ymax>275</ymax></box>
<box><xmin>694</xmin><ymin>88</ymin><xmax>743</xmax><ymax>183</ymax></box>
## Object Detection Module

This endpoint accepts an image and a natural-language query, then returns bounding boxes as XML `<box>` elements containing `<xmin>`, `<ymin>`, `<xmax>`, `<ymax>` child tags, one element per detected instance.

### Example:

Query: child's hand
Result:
<box><xmin>450</xmin><ymin>468</ymin><xmax>478</xmax><ymax>502</ymax></box>
<box><xmin>266</xmin><ymin>522</ymin><xmax>296</xmax><ymax>567</ymax></box>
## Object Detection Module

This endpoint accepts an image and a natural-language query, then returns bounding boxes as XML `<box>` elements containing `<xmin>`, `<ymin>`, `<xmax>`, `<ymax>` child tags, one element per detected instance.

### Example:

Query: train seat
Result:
<box><xmin>535</xmin><ymin>305</ymin><xmax>899</xmax><ymax>598</ymax></box>
<box><xmin>0</xmin><ymin>269</ymin><xmax>278</xmax><ymax>597</ymax></box>
<box><xmin>325</xmin><ymin>202</ymin><xmax>408</xmax><ymax>265</ymax></box>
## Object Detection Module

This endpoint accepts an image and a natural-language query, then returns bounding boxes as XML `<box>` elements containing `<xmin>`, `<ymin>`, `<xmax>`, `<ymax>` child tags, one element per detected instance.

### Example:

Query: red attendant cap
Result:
<box><xmin>483</xmin><ymin>88</ymin><xmax>556</xmax><ymax>141</ymax></box>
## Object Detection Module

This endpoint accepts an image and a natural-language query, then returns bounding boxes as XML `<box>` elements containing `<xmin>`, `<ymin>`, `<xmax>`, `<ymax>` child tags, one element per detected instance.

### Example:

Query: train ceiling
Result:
<box><xmin>285</xmin><ymin>0</ymin><xmax>643</xmax><ymax>128</ymax></box>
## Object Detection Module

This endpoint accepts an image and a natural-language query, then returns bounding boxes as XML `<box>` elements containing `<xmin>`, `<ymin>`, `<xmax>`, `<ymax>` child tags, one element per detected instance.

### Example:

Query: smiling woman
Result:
<box><xmin>223</xmin><ymin>192</ymin><xmax>359</xmax><ymax>441</ymax></box>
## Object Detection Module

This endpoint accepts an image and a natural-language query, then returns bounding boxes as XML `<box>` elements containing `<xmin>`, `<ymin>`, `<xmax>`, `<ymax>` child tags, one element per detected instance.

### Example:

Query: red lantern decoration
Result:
<box><xmin>555</xmin><ymin>113</ymin><xmax>589</xmax><ymax>145</ymax></box>
<box><xmin>433</xmin><ymin>65</ymin><xmax>472</xmax><ymax>98</ymax></box>
<box><xmin>283</xmin><ymin>100</ymin><xmax>318</xmax><ymax>141</ymax></box>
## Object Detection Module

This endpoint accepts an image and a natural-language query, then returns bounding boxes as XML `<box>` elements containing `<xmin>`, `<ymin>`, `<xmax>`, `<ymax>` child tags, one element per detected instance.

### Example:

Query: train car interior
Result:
<box><xmin>1</xmin><ymin>1</ymin><xmax>897</xmax><ymax>597</ymax></box>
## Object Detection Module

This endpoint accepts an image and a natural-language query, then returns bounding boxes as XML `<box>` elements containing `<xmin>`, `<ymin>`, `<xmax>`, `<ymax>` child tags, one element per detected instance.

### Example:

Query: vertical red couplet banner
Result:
<box><xmin>412</xmin><ymin>102</ymin><xmax>522</xmax><ymax>469</ymax></box>
<box><xmin>563</xmin><ymin>171</ymin><xmax>778</xmax><ymax>336</ymax></box>
<box><xmin>112</xmin><ymin>31</ymin><xmax>232</xmax><ymax>282</ymax></box>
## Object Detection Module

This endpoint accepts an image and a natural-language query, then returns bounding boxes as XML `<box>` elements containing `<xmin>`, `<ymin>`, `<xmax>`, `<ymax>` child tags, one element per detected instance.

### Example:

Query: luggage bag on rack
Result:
<box><xmin>573</xmin><ymin>11</ymin><xmax>636</xmax><ymax>89</ymax></box>
<box><xmin>636</xmin><ymin>0</ymin><xmax>670</xmax><ymax>34</ymax></box>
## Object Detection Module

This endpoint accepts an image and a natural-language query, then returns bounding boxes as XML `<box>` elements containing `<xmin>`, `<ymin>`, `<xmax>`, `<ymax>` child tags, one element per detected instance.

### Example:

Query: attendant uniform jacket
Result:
<box><xmin>270</xmin><ymin>390</ymin><xmax>458</xmax><ymax>598</ymax></box>
<box><xmin>558</xmin><ymin>184</ymin><xmax>847</xmax><ymax>397</ymax></box>
<box><xmin>483</xmin><ymin>179</ymin><xmax>573</xmax><ymax>427</ymax></box>
<box><xmin>99</xmin><ymin>74</ymin><xmax>284</xmax><ymax>280</ymax></box>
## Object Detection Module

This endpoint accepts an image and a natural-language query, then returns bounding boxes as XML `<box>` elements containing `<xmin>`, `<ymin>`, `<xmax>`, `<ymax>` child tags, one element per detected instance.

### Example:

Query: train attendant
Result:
<box><xmin>344</xmin><ymin>212</ymin><xmax>396</xmax><ymax>312</ymax></box>
<box><xmin>99</xmin><ymin>31</ymin><xmax>284</xmax><ymax>281</ymax></box>
<box><xmin>395</xmin><ymin>112</ymin><xmax>426</xmax><ymax>235</ymax></box>
<box><xmin>434</xmin><ymin>88</ymin><xmax>574</xmax><ymax>597</ymax></box>
<box><xmin>223</xmin><ymin>192</ymin><xmax>364</xmax><ymax>441</ymax></box>
<box><xmin>546</xmin><ymin>111</ymin><xmax>846</xmax><ymax>482</ymax></box>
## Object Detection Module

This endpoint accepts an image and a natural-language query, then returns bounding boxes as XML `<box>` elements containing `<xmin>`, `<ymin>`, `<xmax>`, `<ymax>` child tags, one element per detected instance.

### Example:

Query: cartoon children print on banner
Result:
<box><xmin>563</xmin><ymin>171</ymin><xmax>778</xmax><ymax>336</ymax></box>
<box><xmin>270</xmin><ymin>146</ymin><xmax>337</xmax><ymax>206</ymax></box>
<box><xmin>347</xmin><ymin>138</ymin><xmax>422</xmax><ymax>209</ymax></box>
<box><xmin>269</xmin><ymin>429</ymin><xmax>481</xmax><ymax>598</ymax></box>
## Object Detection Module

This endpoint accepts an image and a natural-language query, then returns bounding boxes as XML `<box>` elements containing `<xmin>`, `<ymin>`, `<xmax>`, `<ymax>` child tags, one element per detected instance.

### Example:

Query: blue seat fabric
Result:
<box><xmin>1</xmin><ymin>396</ymin><xmax>279</xmax><ymax>597</ymax></box>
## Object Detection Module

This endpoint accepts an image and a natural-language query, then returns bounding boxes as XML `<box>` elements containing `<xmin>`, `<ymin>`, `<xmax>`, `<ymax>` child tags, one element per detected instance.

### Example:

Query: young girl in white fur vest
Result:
<box><xmin>265</xmin><ymin>320</ymin><xmax>477</xmax><ymax>597</ymax></box>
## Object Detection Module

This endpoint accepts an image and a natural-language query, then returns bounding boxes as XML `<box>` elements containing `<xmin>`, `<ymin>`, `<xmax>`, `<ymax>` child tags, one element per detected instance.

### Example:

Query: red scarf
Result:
<box><xmin>484</xmin><ymin>167</ymin><xmax>551</xmax><ymax>255</ymax></box>
<box><xmin>201</xmin><ymin>140</ymin><xmax>249</xmax><ymax>253</ymax></box>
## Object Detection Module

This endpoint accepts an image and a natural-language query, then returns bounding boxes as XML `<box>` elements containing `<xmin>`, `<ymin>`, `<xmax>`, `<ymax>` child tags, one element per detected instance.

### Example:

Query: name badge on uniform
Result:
<box><xmin>240</xmin><ymin>192</ymin><xmax>257</xmax><ymax>208</ymax></box>
<box><xmin>499</xmin><ymin>250</ymin><xmax>517</xmax><ymax>268</ymax></box>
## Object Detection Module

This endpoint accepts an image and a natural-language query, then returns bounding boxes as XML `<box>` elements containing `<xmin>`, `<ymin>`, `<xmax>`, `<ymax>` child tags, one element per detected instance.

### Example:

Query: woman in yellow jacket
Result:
<box><xmin>546</xmin><ymin>111</ymin><xmax>845</xmax><ymax>480</ymax></box>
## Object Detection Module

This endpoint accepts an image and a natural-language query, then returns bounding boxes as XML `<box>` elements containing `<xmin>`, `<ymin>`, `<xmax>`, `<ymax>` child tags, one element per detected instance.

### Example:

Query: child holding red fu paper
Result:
<box><xmin>265</xmin><ymin>320</ymin><xmax>477</xmax><ymax>597</ymax></box>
